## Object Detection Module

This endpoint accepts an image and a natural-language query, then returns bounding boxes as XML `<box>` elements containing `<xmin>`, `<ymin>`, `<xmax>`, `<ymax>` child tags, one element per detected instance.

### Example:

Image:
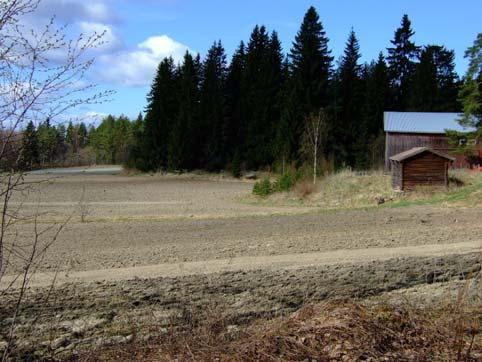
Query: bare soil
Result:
<box><xmin>1</xmin><ymin>170</ymin><xmax>481</xmax><ymax>358</ymax></box>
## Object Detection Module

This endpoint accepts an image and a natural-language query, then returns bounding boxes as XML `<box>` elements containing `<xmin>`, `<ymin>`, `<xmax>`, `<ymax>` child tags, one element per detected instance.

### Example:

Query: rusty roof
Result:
<box><xmin>389</xmin><ymin>147</ymin><xmax>455</xmax><ymax>162</ymax></box>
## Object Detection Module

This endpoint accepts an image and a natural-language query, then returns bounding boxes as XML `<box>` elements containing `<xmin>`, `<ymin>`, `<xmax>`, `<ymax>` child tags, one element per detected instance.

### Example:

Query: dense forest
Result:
<box><xmin>19</xmin><ymin>7</ymin><xmax>480</xmax><ymax>174</ymax></box>
<box><xmin>130</xmin><ymin>7</ymin><xmax>461</xmax><ymax>173</ymax></box>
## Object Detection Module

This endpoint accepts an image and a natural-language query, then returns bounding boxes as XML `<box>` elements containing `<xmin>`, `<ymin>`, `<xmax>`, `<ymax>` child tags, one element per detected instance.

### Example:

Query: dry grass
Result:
<box><xmin>250</xmin><ymin>169</ymin><xmax>482</xmax><ymax>209</ymax></box>
<box><xmin>308</xmin><ymin>169</ymin><xmax>395</xmax><ymax>208</ymax></box>
<box><xmin>293</xmin><ymin>179</ymin><xmax>320</xmax><ymax>198</ymax></box>
<box><xmin>82</xmin><ymin>292</ymin><xmax>482</xmax><ymax>361</ymax></box>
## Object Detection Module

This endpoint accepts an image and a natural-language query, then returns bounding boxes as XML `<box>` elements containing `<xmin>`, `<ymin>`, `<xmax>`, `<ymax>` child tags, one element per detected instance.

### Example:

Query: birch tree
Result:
<box><xmin>301</xmin><ymin>108</ymin><xmax>328</xmax><ymax>184</ymax></box>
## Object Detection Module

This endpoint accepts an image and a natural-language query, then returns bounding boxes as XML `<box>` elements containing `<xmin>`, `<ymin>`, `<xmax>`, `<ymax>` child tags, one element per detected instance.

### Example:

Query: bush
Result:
<box><xmin>274</xmin><ymin>172</ymin><xmax>295</xmax><ymax>192</ymax></box>
<box><xmin>253</xmin><ymin>177</ymin><xmax>273</xmax><ymax>196</ymax></box>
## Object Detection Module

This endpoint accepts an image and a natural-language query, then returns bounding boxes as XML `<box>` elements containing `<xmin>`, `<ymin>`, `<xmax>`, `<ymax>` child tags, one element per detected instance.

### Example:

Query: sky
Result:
<box><xmin>25</xmin><ymin>0</ymin><xmax>482</xmax><ymax>123</ymax></box>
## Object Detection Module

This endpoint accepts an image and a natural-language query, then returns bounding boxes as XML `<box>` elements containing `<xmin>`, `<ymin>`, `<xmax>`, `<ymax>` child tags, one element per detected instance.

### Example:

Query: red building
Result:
<box><xmin>384</xmin><ymin>112</ymin><xmax>481</xmax><ymax>170</ymax></box>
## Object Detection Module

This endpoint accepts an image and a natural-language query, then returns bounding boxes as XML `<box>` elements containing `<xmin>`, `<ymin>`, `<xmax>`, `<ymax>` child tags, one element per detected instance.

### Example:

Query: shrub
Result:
<box><xmin>253</xmin><ymin>177</ymin><xmax>273</xmax><ymax>197</ymax></box>
<box><xmin>274</xmin><ymin>172</ymin><xmax>295</xmax><ymax>192</ymax></box>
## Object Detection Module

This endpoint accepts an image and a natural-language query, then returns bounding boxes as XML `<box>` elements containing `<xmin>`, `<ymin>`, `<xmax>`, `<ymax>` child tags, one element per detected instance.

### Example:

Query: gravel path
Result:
<box><xmin>3</xmin><ymin>240</ymin><xmax>480</xmax><ymax>288</ymax></box>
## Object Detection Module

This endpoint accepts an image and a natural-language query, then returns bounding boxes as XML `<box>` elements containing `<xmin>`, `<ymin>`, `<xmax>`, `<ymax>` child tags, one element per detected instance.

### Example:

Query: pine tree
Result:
<box><xmin>288</xmin><ymin>6</ymin><xmax>333</xmax><ymax>156</ymax></box>
<box><xmin>20</xmin><ymin>121</ymin><xmax>39</xmax><ymax>170</ymax></box>
<box><xmin>387</xmin><ymin>14</ymin><xmax>420</xmax><ymax>110</ymax></box>
<box><xmin>335</xmin><ymin>29</ymin><xmax>363</xmax><ymax>168</ymax></box>
<box><xmin>141</xmin><ymin>57</ymin><xmax>178</xmax><ymax>170</ymax></box>
<box><xmin>199</xmin><ymin>41</ymin><xmax>227</xmax><ymax>169</ymax></box>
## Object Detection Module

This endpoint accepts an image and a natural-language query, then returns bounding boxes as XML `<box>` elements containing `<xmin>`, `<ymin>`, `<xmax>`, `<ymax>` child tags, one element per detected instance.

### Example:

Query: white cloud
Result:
<box><xmin>19</xmin><ymin>1</ymin><xmax>192</xmax><ymax>88</ymax></box>
<box><xmin>139</xmin><ymin>35</ymin><xmax>189</xmax><ymax>58</ymax></box>
<box><xmin>96</xmin><ymin>35</ymin><xmax>192</xmax><ymax>87</ymax></box>
<box><xmin>79</xmin><ymin>22</ymin><xmax>122</xmax><ymax>52</ymax></box>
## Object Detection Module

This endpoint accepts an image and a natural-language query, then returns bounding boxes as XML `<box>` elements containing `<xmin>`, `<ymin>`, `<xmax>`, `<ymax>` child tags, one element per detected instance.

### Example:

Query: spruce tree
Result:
<box><xmin>20</xmin><ymin>121</ymin><xmax>39</xmax><ymax>170</ymax></box>
<box><xmin>244</xmin><ymin>26</ymin><xmax>284</xmax><ymax>168</ymax></box>
<box><xmin>55</xmin><ymin>124</ymin><xmax>67</xmax><ymax>162</ymax></box>
<box><xmin>78</xmin><ymin>122</ymin><xmax>88</xmax><ymax>148</ymax></box>
<box><xmin>428</xmin><ymin>45</ymin><xmax>459</xmax><ymax>111</ymax></box>
<box><xmin>336</xmin><ymin>29</ymin><xmax>363</xmax><ymax>168</ymax></box>
<box><xmin>274</xmin><ymin>57</ymin><xmax>295</xmax><ymax>169</ymax></box>
<box><xmin>266</xmin><ymin>31</ymin><xmax>285</xmax><ymax>160</ymax></box>
<box><xmin>409</xmin><ymin>47</ymin><xmax>438</xmax><ymax>111</ymax></box>
<box><xmin>168</xmin><ymin>51</ymin><xmax>200</xmax><ymax>170</ymax></box>
<box><xmin>199</xmin><ymin>41</ymin><xmax>227</xmax><ymax>169</ymax></box>
<box><xmin>66</xmin><ymin>121</ymin><xmax>74</xmax><ymax>145</ymax></box>
<box><xmin>37</xmin><ymin>118</ymin><xmax>58</xmax><ymax>165</ymax></box>
<box><xmin>141</xmin><ymin>57</ymin><xmax>178</xmax><ymax>170</ymax></box>
<box><xmin>288</xmin><ymin>6</ymin><xmax>333</xmax><ymax>156</ymax></box>
<box><xmin>363</xmin><ymin>53</ymin><xmax>390</xmax><ymax>139</ymax></box>
<box><xmin>387</xmin><ymin>14</ymin><xmax>420</xmax><ymax>110</ymax></box>
<box><xmin>225</xmin><ymin>41</ymin><xmax>247</xmax><ymax>163</ymax></box>
<box><xmin>409</xmin><ymin>45</ymin><xmax>459</xmax><ymax>112</ymax></box>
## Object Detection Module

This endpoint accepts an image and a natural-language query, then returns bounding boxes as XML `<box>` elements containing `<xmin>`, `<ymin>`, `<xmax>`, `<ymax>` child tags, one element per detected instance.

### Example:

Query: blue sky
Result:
<box><xmin>28</xmin><ymin>0</ymin><xmax>482</xmax><ymax>123</ymax></box>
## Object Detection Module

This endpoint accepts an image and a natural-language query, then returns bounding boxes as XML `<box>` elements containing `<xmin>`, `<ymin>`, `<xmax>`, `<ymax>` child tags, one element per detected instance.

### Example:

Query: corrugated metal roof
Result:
<box><xmin>389</xmin><ymin>147</ymin><xmax>455</xmax><ymax>162</ymax></box>
<box><xmin>384</xmin><ymin>112</ymin><xmax>477</xmax><ymax>134</ymax></box>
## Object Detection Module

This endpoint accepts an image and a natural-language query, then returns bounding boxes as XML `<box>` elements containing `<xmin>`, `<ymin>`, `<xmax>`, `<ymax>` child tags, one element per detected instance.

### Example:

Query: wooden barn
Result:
<box><xmin>390</xmin><ymin>147</ymin><xmax>454</xmax><ymax>190</ymax></box>
<box><xmin>384</xmin><ymin>112</ymin><xmax>480</xmax><ymax>170</ymax></box>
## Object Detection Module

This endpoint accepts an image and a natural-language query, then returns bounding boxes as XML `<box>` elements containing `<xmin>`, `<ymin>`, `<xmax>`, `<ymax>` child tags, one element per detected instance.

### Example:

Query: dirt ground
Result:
<box><xmin>1</xmin><ymin>170</ymin><xmax>482</xmax><ymax>358</ymax></box>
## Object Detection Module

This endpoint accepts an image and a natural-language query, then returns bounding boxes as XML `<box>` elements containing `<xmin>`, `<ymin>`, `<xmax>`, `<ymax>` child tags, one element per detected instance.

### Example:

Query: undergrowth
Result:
<box><xmin>83</xmin><ymin>292</ymin><xmax>482</xmax><ymax>361</ymax></box>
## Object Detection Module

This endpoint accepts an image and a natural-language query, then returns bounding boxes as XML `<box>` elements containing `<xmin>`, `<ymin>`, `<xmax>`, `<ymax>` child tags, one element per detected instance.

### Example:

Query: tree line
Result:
<box><xmin>18</xmin><ymin>115</ymin><xmax>142</xmax><ymax>170</ymax></box>
<box><xmin>17</xmin><ymin>7</ymin><xmax>475</xmax><ymax>174</ymax></box>
<box><xmin>129</xmin><ymin>7</ymin><xmax>461</xmax><ymax>173</ymax></box>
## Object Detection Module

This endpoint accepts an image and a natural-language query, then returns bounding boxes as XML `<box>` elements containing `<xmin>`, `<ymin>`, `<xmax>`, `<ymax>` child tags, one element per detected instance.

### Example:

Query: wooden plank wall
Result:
<box><xmin>391</xmin><ymin>161</ymin><xmax>403</xmax><ymax>189</ymax></box>
<box><xmin>403</xmin><ymin>153</ymin><xmax>449</xmax><ymax>189</ymax></box>
<box><xmin>385</xmin><ymin>132</ymin><xmax>482</xmax><ymax>170</ymax></box>
<box><xmin>385</xmin><ymin>132</ymin><xmax>449</xmax><ymax>170</ymax></box>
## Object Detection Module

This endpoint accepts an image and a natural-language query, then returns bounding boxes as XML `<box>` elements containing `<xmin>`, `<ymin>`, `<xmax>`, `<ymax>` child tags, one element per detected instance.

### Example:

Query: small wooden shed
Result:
<box><xmin>390</xmin><ymin>147</ymin><xmax>454</xmax><ymax>190</ymax></box>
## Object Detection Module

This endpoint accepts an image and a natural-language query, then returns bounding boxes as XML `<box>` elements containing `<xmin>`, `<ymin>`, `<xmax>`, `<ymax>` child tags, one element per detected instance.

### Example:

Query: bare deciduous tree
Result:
<box><xmin>301</xmin><ymin>108</ymin><xmax>328</xmax><ymax>185</ymax></box>
<box><xmin>0</xmin><ymin>1</ymin><xmax>111</xmax><ymax>358</ymax></box>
